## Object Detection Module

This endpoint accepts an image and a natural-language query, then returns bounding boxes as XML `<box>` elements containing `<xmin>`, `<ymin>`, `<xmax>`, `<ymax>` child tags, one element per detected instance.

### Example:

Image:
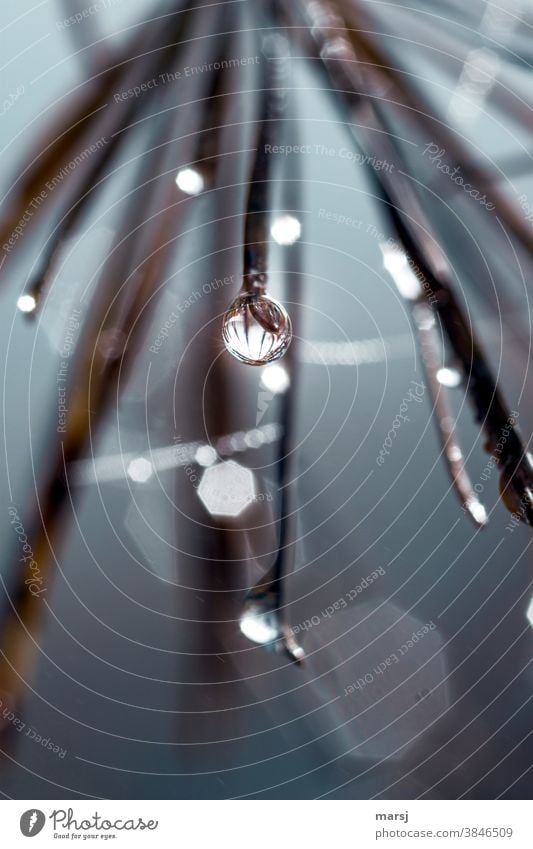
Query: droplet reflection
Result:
<box><xmin>17</xmin><ymin>294</ymin><xmax>37</xmax><ymax>314</ymax></box>
<box><xmin>175</xmin><ymin>167</ymin><xmax>204</xmax><ymax>196</ymax></box>
<box><xmin>499</xmin><ymin>459</ymin><xmax>533</xmax><ymax>525</ymax></box>
<box><xmin>222</xmin><ymin>292</ymin><xmax>292</xmax><ymax>365</ymax></box>
<box><xmin>270</xmin><ymin>214</ymin><xmax>301</xmax><ymax>246</ymax></box>
<box><xmin>260</xmin><ymin>363</ymin><xmax>290</xmax><ymax>394</ymax></box>
<box><xmin>240</xmin><ymin>604</ymin><xmax>279</xmax><ymax>645</ymax></box>
<box><xmin>436</xmin><ymin>366</ymin><xmax>462</xmax><ymax>388</ymax></box>
<box><xmin>240</xmin><ymin>595</ymin><xmax>304</xmax><ymax>663</ymax></box>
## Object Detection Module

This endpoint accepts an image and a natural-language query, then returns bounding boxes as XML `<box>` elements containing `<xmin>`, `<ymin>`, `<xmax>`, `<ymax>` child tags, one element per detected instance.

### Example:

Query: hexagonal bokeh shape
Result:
<box><xmin>197</xmin><ymin>460</ymin><xmax>256</xmax><ymax>517</ymax></box>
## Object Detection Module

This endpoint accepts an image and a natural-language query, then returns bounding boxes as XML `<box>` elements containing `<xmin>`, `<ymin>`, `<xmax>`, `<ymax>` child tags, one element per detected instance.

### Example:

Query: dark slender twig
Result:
<box><xmin>240</xmin><ymin>33</ymin><xmax>304</xmax><ymax>661</ymax></box>
<box><xmin>222</xmin><ymin>22</ymin><xmax>293</xmax><ymax>364</ymax></box>
<box><xmin>336</xmin><ymin>0</ymin><xmax>533</xmax><ymax>258</ymax></box>
<box><xmin>0</xmin><ymin>1</ymin><xmax>231</xmax><ymax>695</ymax></box>
<box><xmin>241</xmin><ymin>202</ymin><xmax>304</xmax><ymax>662</ymax></box>
<box><xmin>22</xmin><ymin>4</ymin><xmax>199</xmax><ymax>313</ymax></box>
<box><xmin>241</xmin><ymin>33</ymin><xmax>289</xmax><ymax>294</ymax></box>
<box><xmin>0</xmin><ymin>0</ymin><xmax>192</xmax><ymax>259</ymax></box>
<box><xmin>371</xmin><ymin>0</ymin><xmax>533</xmax><ymax>70</ymax></box>
<box><xmin>294</xmin><ymin>0</ymin><xmax>533</xmax><ymax>526</ymax></box>
<box><xmin>58</xmin><ymin>0</ymin><xmax>104</xmax><ymax>73</ymax></box>
<box><xmin>282</xmin><ymin>0</ymin><xmax>533</xmax><ymax>256</ymax></box>
<box><xmin>416</xmin><ymin>305</ymin><xmax>486</xmax><ymax>523</ymax></box>
<box><xmin>382</xmin><ymin>240</ymin><xmax>487</xmax><ymax>526</ymax></box>
<box><xmin>0</xmin><ymin>107</ymin><xmax>177</xmax><ymax>703</ymax></box>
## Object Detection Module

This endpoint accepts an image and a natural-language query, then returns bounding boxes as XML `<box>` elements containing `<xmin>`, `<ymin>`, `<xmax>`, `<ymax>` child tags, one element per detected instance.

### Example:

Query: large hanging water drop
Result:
<box><xmin>239</xmin><ymin>594</ymin><xmax>304</xmax><ymax>663</ymax></box>
<box><xmin>222</xmin><ymin>291</ymin><xmax>292</xmax><ymax>365</ymax></box>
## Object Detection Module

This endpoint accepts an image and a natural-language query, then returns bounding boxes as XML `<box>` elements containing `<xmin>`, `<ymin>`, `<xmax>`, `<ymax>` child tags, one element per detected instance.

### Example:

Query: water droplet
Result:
<box><xmin>465</xmin><ymin>497</ymin><xmax>488</xmax><ymax>526</ymax></box>
<box><xmin>436</xmin><ymin>366</ymin><xmax>462</xmax><ymax>388</ymax></box>
<box><xmin>175</xmin><ymin>167</ymin><xmax>204</xmax><ymax>196</ymax></box>
<box><xmin>240</xmin><ymin>603</ymin><xmax>280</xmax><ymax>646</ymax></box>
<box><xmin>17</xmin><ymin>294</ymin><xmax>37</xmax><ymax>314</ymax></box>
<box><xmin>222</xmin><ymin>292</ymin><xmax>292</xmax><ymax>365</ymax></box>
<box><xmin>260</xmin><ymin>363</ymin><xmax>290</xmax><ymax>393</ymax></box>
<box><xmin>270</xmin><ymin>214</ymin><xmax>301</xmax><ymax>245</ymax></box>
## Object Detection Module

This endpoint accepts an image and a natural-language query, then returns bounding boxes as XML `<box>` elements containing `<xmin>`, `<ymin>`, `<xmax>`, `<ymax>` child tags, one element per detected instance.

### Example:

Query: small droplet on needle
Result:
<box><xmin>17</xmin><ymin>294</ymin><xmax>37</xmax><ymax>314</ymax></box>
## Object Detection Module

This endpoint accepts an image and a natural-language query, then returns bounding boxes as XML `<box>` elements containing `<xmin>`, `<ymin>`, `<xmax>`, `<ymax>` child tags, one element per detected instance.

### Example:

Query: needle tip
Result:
<box><xmin>465</xmin><ymin>498</ymin><xmax>488</xmax><ymax>527</ymax></box>
<box><xmin>281</xmin><ymin>631</ymin><xmax>305</xmax><ymax>665</ymax></box>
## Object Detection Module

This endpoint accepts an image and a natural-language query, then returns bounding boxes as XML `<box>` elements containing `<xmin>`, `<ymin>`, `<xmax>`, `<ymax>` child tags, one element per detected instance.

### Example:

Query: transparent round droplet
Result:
<box><xmin>240</xmin><ymin>601</ymin><xmax>280</xmax><ymax>647</ymax></box>
<box><xmin>261</xmin><ymin>363</ymin><xmax>290</xmax><ymax>395</ymax></box>
<box><xmin>239</xmin><ymin>595</ymin><xmax>305</xmax><ymax>662</ymax></box>
<box><xmin>17</xmin><ymin>294</ymin><xmax>37</xmax><ymax>314</ymax></box>
<box><xmin>175</xmin><ymin>167</ymin><xmax>204</xmax><ymax>195</ymax></box>
<box><xmin>436</xmin><ymin>366</ymin><xmax>462</xmax><ymax>389</ymax></box>
<box><xmin>222</xmin><ymin>292</ymin><xmax>292</xmax><ymax>365</ymax></box>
